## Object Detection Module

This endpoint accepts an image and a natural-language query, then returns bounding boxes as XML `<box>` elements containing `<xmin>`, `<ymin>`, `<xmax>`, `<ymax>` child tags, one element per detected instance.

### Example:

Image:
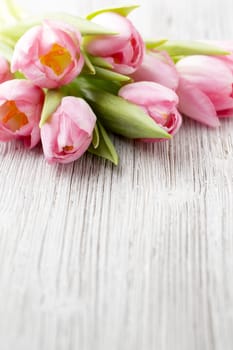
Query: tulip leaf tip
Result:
<box><xmin>40</xmin><ymin>90</ymin><xmax>63</xmax><ymax>128</ymax></box>
<box><xmin>86</xmin><ymin>5</ymin><xmax>140</xmax><ymax>20</ymax></box>
<box><xmin>92</xmin><ymin>124</ymin><xmax>100</xmax><ymax>149</ymax></box>
<box><xmin>158</xmin><ymin>40</ymin><xmax>231</xmax><ymax>57</ymax></box>
<box><xmin>88</xmin><ymin>121</ymin><xmax>119</xmax><ymax>165</ymax></box>
<box><xmin>145</xmin><ymin>39</ymin><xmax>168</xmax><ymax>49</ymax></box>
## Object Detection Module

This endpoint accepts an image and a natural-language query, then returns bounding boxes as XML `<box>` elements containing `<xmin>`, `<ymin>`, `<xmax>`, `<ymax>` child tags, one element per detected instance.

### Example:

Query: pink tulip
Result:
<box><xmin>85</xmin><ymin>12</ymin><xmax>144</xmax><ymax>75</ymax></box>
<box><xmin>41</xmin><ymin>97</ymin><xmax>96</xmax><ymax>164</ymax></box>
<box><xmin>118</xmin><ymin>81</ymin><xmax>182</xmax><ymax>141</ymax></box>
<box><xmin>215</xmin><ymin>42</ymin><xmax>233</xmax><ymax>76</ymax></box>
<box><xmin>131</xmin><ymin>50</ymin><xmax>179</xmax><ymax>90</ymax></box>
<box><xmin>176</xmin><ymin>55</ymin><xmax>233</xmax><ymax>125</ymax></box>
<box><xmin>11</xmin><ymin>20</ymin><xmax>84</xmax><ymax>88</ymax></box>
<box><xmin>0</xmin><ymin>79</ymin><xmax>44</xmax><ymax>148</ymax></box>
<box><xmin>200</xmin><ymin>41</ymin><xmax>233</xmax><ymax>74</ymax></box>
<box><xmin>0</xmin><ymin>56</ymin><xmax>13</xmax><ymax>83</ymax></box>
<box><xmin>205</xmin><ymin>42</ymin><xmax>233</xmax><ymax>117</ymax></box>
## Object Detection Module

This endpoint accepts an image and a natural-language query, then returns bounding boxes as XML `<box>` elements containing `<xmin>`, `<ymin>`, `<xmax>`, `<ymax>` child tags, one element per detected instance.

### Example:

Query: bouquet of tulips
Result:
<box><xmin>0</xmin><ymin>2</ymin><xmax>232</xmax><ymax>165</ymax></box>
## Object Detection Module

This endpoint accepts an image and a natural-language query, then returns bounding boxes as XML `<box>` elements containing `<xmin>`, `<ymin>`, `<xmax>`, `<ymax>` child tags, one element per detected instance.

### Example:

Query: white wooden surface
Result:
<box><xmin>1</xmin><ymin>1</ymin><xmax>233</xmax><ymax>349</ymax></box>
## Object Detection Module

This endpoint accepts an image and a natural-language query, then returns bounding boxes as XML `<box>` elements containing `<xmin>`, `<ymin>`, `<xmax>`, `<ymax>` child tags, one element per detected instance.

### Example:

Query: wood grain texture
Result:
<box><xmin>1</xmin><ymin>0</ymin><xmax>233</xmax><ymax>349</ymax></box>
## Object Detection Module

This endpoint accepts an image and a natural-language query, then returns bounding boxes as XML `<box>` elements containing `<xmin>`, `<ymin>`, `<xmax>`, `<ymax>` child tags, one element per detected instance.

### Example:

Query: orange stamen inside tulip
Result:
<box><xmin>0</xmin><ymin>100</ymin><xmax>28</xmax><ymax>131</ymax></box>
<box><xmin>63</xmin><ymin>145</ymin><xmax>74</xmax><ymax>152</ymax></box>
<box><xmin>40</xmin><ymin>43</ymin><xmax>72</xmax><ymax>76</ymax></box>
<box><xmin>162</xmin><ymin>113</ymin><xmax>168</xmax><ymax>120</ymax></box>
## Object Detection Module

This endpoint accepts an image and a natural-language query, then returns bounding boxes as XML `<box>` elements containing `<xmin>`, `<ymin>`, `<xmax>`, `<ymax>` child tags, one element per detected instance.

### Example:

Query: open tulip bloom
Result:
<box><xmin>0</xmin><ymin>2</ymin><xmax>232</xmax><ymax>165</ymax></box>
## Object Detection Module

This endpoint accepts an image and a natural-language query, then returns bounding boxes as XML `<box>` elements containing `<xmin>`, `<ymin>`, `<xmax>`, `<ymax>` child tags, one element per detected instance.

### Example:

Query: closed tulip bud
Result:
<box><xmin>131</xmin><ymin>51</ymin><xmax>179</xmax><ymax>90</ymax></box>
<box><xmin>202</xmin><ymin>42</ymin><xmax>233</xmax><ymax>118</ymax></box>
<box><xmin>0</xmin><ymin>79</ymin><xmax>44</xmax><ymax>148</ymax></box>
<box><xmin>41</xmin><ymin>97</ymin><xmax>96</xmax><ymax>164</ymax></box>
<box><xmin>0</xmin><ymin>56</ymin><xmax>13</xmax><ymax>83</ymax></box>
<box><xmin>215</xmin><ymin>42</ymin><xmax>233</xmax><ymax>75</ymax></box>
<box><xmin>199</xmin><ymin>41</ymin><xmax>233</xmax><ymax>75</ymax></box>
<box><xmin>118</xmin><ymin>81</ymin><xmax>182</xmax><ymax>141</ymax></box>
<box><xmin>176</xmin><ymin>55</ymin><xmax>233</xmax><ymax>125</ymax></box>
<box><xmin>11</xmin><ymin>20</ymin><xmax>84</xmax><ymax>88</ymax></box>
<box><xmin>85</xmin><ymin>12</ymin><xmax>144</xmax><ymax>75</ymax></box>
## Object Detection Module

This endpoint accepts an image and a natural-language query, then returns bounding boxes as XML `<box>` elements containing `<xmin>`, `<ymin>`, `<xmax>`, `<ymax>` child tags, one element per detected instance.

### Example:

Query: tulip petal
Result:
<box><xmin>176</xmin><ymin>55</ymin><xmax>233</xmax><ymax>97</ymax></box>
<box><xmin>85</xmin><ymin>13</ymin><xmax>133</xmax><ymax>56</ymax></box>
<box><xmin>0</xmin><ymin>79</ymin><xmax>44</xmax><ymax>105</ymax></box>
<box><xmin>60</xmin><ymin>97</ymin><xmax>96</xmax><ymax>135</ymax></box>
<box><xmin>84</xmin><ymin>12</ymin><xmax>144</xmax><ymax>75</ymax></box>
<box><xmin>0</xmin><ymin>79</ymin><xmax>44</xmax><ymax>148</ymax></box>
<box><xmin>177</xmin><ymin>78</ymin><xmax>220</xmax><ymax>127</ymax></box>
<box><xmin>131</xmin><ymin>52</ymin><xmax>179</xmax><ymax>90</ymax></box>
<box><xmin>11</xmin><ymin>20</ymin><xmax>84</xmax><ymax>88</ymax></box>
<box><xmin>0</xmin><ymin>55</ymin><xmax>13</xmax><ymax>82</ymax></box>
<box><xmin>217</xmin><ymin>108</ymin><xmax>233</xmax><ymax>118</ymax></box>
<box><xmin>41</xmin><ymin>96</ymin><xmax>96</xmax><ymax>164</ymax></box>
<box><xmin>212</xmin><ymin>96</ymin><xmax>233</xmax><ymax>112</ymax></box>
<box><xmin>119</xmin><ymin>81</ymin><xmax>179</xmax><ymax>107</ymax></box>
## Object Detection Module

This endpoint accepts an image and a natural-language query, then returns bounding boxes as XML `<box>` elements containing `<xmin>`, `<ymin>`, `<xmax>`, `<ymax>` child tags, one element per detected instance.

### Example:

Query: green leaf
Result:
<box><xmin>145</xmin><ymin>39</ymin><xmax>168</xmax><ymax>50</ymax></box>
<box><xmin>88</xmin><ymin>55</ymin><xmax>113</xmax><ymax>69</ymax></box>
<box><xmin>157</xmin><ymin>40</ymin><xmax>229</xmax><ymax>56</ymax></box>
<box><xmin>88</xmin><ymin>122</ymin><xmax>118</xmax><ymax>165</ymax></box>
<box><xmin>87</xmin><ymin>5</ymin><xmax>139</xmax><ymax>20</ymax></box>
<box><xmin>0</xmin><ymin>13</ymin><xmax>117</xmax><ymax>43</ymax></box>
<box><xmin>73</xmin><ymin>80</ymin><xmax>170</xmax><ymax>139</ymax></box>
<box><xmin>0</xmin><ymin>41</ymin><xmax>14</xmax><ymax>61</ymax></box>
<box><xmin>51</xmin><ymin>13</ymin><xmax>118</xmax><ymax>35</ymax></box>
<box><xmin>77</xmin><ymin>77</ymin><xmax>121</xmax><ymax>95</ymax></box>
<box><xmin>82</xmin><ymin>51</ymin><xmax>96</xmax><ymax>75</ymax></box>
<box><xmin>172</xmin><ymin>56</ymin><xmax>184</xmax><ymax>63</ymax></box>
<box><xmin>13</xmin><ymin>71</ymin><xmax>25</xmax><ymax>79</ymax></box>
<box><xmin>4</xmin><ymin>0</ymin><xmax>23</xmax><ymax>20</ymax></box>
<box><xmin>92</xmin><ymin>124</ymin><xmax>100</xmax><ymax>149</ymax></box>
<box><xmin>0</xmin><ymin>0</ymin><xmax>22</xmax><ymax>27</ymax></box>
<box><xmin>39</xmin><ymin>90</ymin><xmax>63</xmax><ymax>127</ymax></box>
<box><xmin>93</xmin><ymin>66</ymin><xmax>132</xmax><ymax>83</ymax></box>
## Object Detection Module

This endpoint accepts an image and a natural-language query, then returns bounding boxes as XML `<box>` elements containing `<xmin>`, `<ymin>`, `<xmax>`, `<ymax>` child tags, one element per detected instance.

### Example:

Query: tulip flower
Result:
<box><xmin>11</xmin><ymin>20</ymin><xmax>84</xmax><ymax>88</ymax></box>
<box><xmin>205</xmin><ymin>43</ymin><xmax>233</xmax><ymax>115</ymax></box>
<box><xmin>118</xmin><ymin>81</ymin><xmax>182</xmax><ymax>141</ymax></box>
<box><xmin>131</xmin><ymin>50</ymin><xmax>179</xmax><ymax>90</ymax></box>
<box><xmin>41</xmin><ymin>96</ymin><xmax>96</xmax><ymax>164</ymax></box>
<box><xmin>176</xmin><ymin>55</ymin><xmax>233</xmax><ymax>125</ymax></box>
<box><xmin>0</xmin><ymin>56</ymin><xmax>13</xmax><ymax>83</ymax></box>
<box><xmin>199</xmin><ymin>41</ymin><xmax>233</xmax><ymax>74</ymax></box>
<box><xmin>215</xmin><ymin>41</ymin><xmax>233</xmax><ymax>74</ymax></box>
<box><xmin>0</xmin><ymin>79</ymin><xmax>44</xmax><ymax>148</ymax></box>
<box><xmin>85</xmin><ymin>12</ymin><xmax>144</xmax><ymax>75</ymax></box>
